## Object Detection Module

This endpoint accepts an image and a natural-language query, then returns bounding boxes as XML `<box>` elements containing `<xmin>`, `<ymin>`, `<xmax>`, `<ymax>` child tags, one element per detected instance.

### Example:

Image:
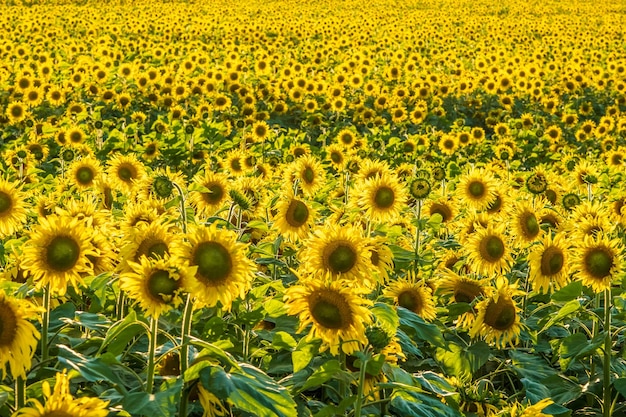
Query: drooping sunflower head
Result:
<box><xmin>284</xmin><ymin>277</ymin><xmax>372</xmax><ymax>356</ymax></box>
<box><xmin>574</xmin><ymin>234</ymin><xmax>623</xmax><ymax>293</ymax></box>
<box><xmin>465</xmin><ymin>224</ymin><xmax>513</xmax><ymax>276</ymax></box>
<box><xmin>137</xmin><ymin>168</ymin><xmax>184</xmax><ymax>202</ymax></box>
<box><xmin>292</xmin><ymin>155</ymin><xmax>325</xmax><ymax>197</ymax></box>
<box><xmin>0</xmin><ymin>291</ymin><xmax>40</xmax><ymax>380</ymax></box>
<box><xmin>364</xmin><ymin>236</ymin><xmax>394</xmax><ymax>283</ymax></box>
<box><xmin>0</xmin><ymin>178</ymin><xmax>28</xmax><ymax>238</ymax></box>
<box><xmin>119</xmin><ymin>221</ymin><xmax>180</xmax><ymax>273</ymax></box>
<box><xmin>182</xmin><ymin>223</ymin><xmax>256</xmax><ymax>310</ymax></box>
<box><xmin>422</xmin><ymin>195</ymin><xmax>456</xmax><ymax>228</ymax></box>
<box><xmin>300</xmin><ymin>224</ymin><xmax>373</xmax><ymax>285</ymax></box>
<box><xmin>385</xmin><ymin>271</ymin><xmax>437</xmax><ymax>321</ymax></box>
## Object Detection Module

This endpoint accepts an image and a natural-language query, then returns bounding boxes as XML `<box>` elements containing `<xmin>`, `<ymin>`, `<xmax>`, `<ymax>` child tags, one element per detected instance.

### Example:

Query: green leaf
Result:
<box><xmin>542</xmin><ymin>374</ymin><xmax>582</xmax><ymax>405</ymax></box>
<box><xmin>273</xmin><ymin>331</ymin><xmax>297</xmax><ymax>350</ymax></box>
<box><xmin>49</xmin><ymin>302</ymin><xmax>76</xmax><ymax>332</ymax></box>
<box><xmin>371</xmin><ymin>302</ymin><xmax>399</xmax><ymax>335</ymax></box>
<box><xmin>614</xmin><ymin>378</ymin><xmax>626</xmax><ymax>398</ymax></box>
<box><xmin>69</xmin><ymin>312</ymin><xmax>111</xmax><ymax>333</ymax></box>
<box><xmin>398</xmin><ymin>307</ymin><xmax>445</xmax><ymax>348</ymax></box>
<box><xmin>436</xmin><ymin>343</ymin><xmax>470</xmax><ymax>381</ymax></box>
<box><xmin>200</xmin><ymin>363</ymin><xmax>297</xmax><ymax>417</ymax></box>
<box><xmin>122</xmin><ymin>378</ymin><xmax>183</xmax><ymax>417</ymax></box>
<box><xmin>509</xmin><ymin>351</ymin><xmax>556</xmax><ymax>381</ymax></box>
<box><xmin>292</xmin><ymin>337</ymin><xmax>321</xmax><ymax>373</ymax></box>
<box><xmin>0</xmin><ymin>391</ymin><xmax>7</xmax><ymax>409</ymax></box>
<box><xmin>551</xmin><ymin>280</ymin><xmax>583</xmax><ymax>302</ymax></box>
<box><xmin>98</xmin><ymin>310</ymin><xmax>148</xmax><ymax>356</ymax></box>
<box><xmin>313</xmin><ymin>395</ymin><xmax>356</xmax><ymax>417</ymax></box>
<box><xmin>390</xmin><ymin>389</ymin><xmax>462</xmax><ymax>417</ymax></box>
<box><xmin>539</xmin><ymin>299</ymin><xmax>581</xmax><ymax>333</ymax></box>
<box><xmin>301</xmin><ymin>359</ymin><xmax>343</xmax><ymax>391</ymax></box>
<box><xmin>414</xmin><ymin>371</ymin><xmax>460</xmax><ymax>408</ymax></box>
<box><xmin>558</xmin><ymin>332</ymin><xmax>604</xmax><ymax>370</ymax></box>
<box><xmin>57</xmin><ymin>345</ymin><xmax>128</xmax><ymax>393</ymax></box>
<box><xmin>520</xmin><ymin>379</ymin><xmax>571</xmax><ymax>415</ymax></box>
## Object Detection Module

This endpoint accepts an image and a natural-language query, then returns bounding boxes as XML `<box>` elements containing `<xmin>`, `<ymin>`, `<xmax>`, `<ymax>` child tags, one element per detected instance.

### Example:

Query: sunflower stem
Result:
<box><xmin>413</xmin><ymin>200</ymin><xmax>422</xmax><ymax>273</ymax></box>
<box><xmin>15</xmin><ymin>376</ymin><xmax>25</xmax><ymax>410</ymax></box>
<box><xmin>146</xmin><ymin>316</ymin><xmax>158</xmax><ymax>393</ymax></box>
<box><xmin>173</xmin><ymin>182</ymin><xmax>188</xmax><ymax>234</ymax></box>
<box><xmin>41</xmin><ymin>284</ymin><xmax>51</xmax><ymax>363</ymax></box>
<box><xmin>339</xmin><ymin>350</ymin><xmax>348</xmax><ymax>399</ymax></box>
<box><xmin>116</xmin><ymin>287</ymin><xmax>126</xmax><ymax>321</ymax></box>
<box><xmin>179</xmin><ymin>294</ymin><xmax>194</xmax><ymax>417</ymax></box>
<box><xmin>603</xmin><ymin>288</ymin><xmax>612</xmax><ymax>417</ymax></box>
<box><xmin>354</xmin><ymin>355</ymin><xmax>369</xmax><ymax>417</ymax></box>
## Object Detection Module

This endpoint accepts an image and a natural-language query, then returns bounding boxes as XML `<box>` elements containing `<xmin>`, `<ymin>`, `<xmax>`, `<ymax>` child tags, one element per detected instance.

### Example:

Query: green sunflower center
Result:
<box><xmin>76</xmin><ymin>166</ymin><xmax>95</xmax><ymax>185</ymax></box>
<box><xmin>0</xmin><ymin>300</ymin><xmax>18</xmax><ymax>347</ymax></box>
<box><xmin>487</xmin><ymin>195</ymin><xmax>502</xmax><ymax>213</ymax></box>
<box><xmin>153</xmin><ymin>176</ymin><xmax>174</xmax><ymax>199</ymax></box>
<box><xmin>397</xmin><ymin>289</ymin><xmax>423</xmax><ymax>314</ymax></box>
<box><xmin>46</xmin><ymin>236</ymin><xmax>80</xmax><ymax>271</ymax></box>
<box><xmin>136</xmin><ymin>237</ymin><xmax>168</xmax><ymax>261</ymax></box>
<box><xmin>285</xmin><ymin>199</ymin><xmax>309</xmax><ymax>227</ymax></box>
<box><xmin>324</xmin><ymin>241</ymin><xmax>357</xmax><ymax>274</ymax></box>
<box><xmin>410</xmin><ymin>179</ymin><xmax>431</xmax><ymax>200</ymax></box>
<box><xmin>303</xmin><ymin>166</ymin><xmax>315</xmax><ymax>184</ymax></box>
<box><xmin>541</xmin><ymin>246</ymin><xmax>565</xmax><ymax>276</ymax></box>
<box><xmin>584</xmin><ymin>247</ymin><xmax>613</xmax><ymax>279</ymax></box>
<box><xmin>0</xmin><ymin>191</ymin><xmax>13</xmax><ymax>215</ymax></box>
<box><xmin>520</xmin><ymin>212</ymin><xmax>540</xmax><ymax>239</ymax></box>
<box><xmin>117</xmin><ymin>163</ymin><xmax>137</xmax><ymax>182</ymax></box>
<box><xmin>203</xmin><ymin>183</ymin><xmax>225</xmax><ymax>205</ymax></box>
<box><xmin>480</xmin><ymin>235</ymin><xmax>505</xmax><ymax>263</ymax></box>
<box><xmin>148</xmin><ymin>270</ymin><xmax>180</xmax><ymax>301</ymax></box>
<box><xmin>374</xmin><ymin>186</ymin><xmax>395</xmax><ymax>209</ymax></box>
<box><xmin>454</xmin><ymin>281</ymin><xmax>484</xmax><ymax>304</ymax></box>
<box><xmin>193</xmin><ymin>241</ymin><xmax>233</xmax><ymax>284</ymax></box>
<box><xmin>468</xmin><ymin>181</ymin><xmax>485</xmax><ymax>199</ymax></box>
<box><xmin>309</xmin><ymin>290</ymin><xmax>352</xmax><ymax>330</ymax></box>
<box><xmin>484</xmin><ymin>297</ymin><xmax>516</xmax><ymax>331</ymax></box>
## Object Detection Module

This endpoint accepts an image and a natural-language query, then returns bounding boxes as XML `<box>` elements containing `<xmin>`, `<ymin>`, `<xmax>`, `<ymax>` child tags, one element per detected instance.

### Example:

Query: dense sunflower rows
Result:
<box><xmin>1</xmin><ymin>0</ymin><xmax>626</xmax><ymax>416</ymax></box>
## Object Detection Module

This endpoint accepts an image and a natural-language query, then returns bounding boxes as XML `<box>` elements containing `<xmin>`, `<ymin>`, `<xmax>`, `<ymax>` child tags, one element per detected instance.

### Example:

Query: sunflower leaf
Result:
<box><xmin>551</xmin><ymin>280</ymin><xmax>583</xmax><ymax>302</ymax></box>
<box><xmin>389</xmin><ymin>389</ymin><xmax>462</xmax><ymax>417</ymax></box>
<box><xmin>558</xmin><ymin>332</ymin><xmax>605</xmax><ymax>371</ymax></box>
<box><xmin>397</xmin><ymin>307</ymin><xmax>446</xmax><ymax>348</ymax></box>
<box><xmin>300</xmin><ymin>359</ymin><xmax>344</xmax><ymax>392</ymax></box>
<box><xmin>371</xmin><ymin>302</ymin><xmax>399</xmax><ymax>335</ymax></box>
<box><xmin>292</xmin><ymin>337</ymin><xmax>321</xmax><ymax>373</ymax></box>
<box><xmin>539</xmin><ymin>299</ymin><xmax>581</xmax><ymax>333</ymax></box>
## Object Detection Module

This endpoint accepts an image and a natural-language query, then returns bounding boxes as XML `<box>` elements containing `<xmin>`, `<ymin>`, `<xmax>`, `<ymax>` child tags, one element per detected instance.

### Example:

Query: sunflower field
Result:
<box><xmin>1</xmin><ymin>0</ymin><xmax>626</xmax><ymax>416</ymax></box>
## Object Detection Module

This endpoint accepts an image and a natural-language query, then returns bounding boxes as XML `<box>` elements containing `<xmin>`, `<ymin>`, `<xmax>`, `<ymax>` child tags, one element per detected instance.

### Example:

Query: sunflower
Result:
<box><xmin>509</xmin><ymin>398</ymin><xmax>554</xmax><ymax>417</ymax></box>
<box><xmin>121</xmin><ymin>255</ymin><xmax>190</xmax><ymax>318</ymax></box>
<box><xmin>0</xmin><ymin>178</ymin><xmax>28</xmax><ymax>238</ymax></box>
<box><xmin>21</xmin><ymin>215</ymin><xmax>96</xmax><ymax>296</ymax></box>
<box><xmin>6</xmin><ymin>101</ymin><xmax>29</xmax><ymax>124</ymax></box>
<box><xmin>181</xmin><ymin>223</ymin><xmax>256</xmax><ymax>310</ymax></box>
<box><xmin>225</xmin><ymin>149</ymin><xmax>248</xmax><ymax>177</ymax></box>
<box><xmin>66</xmin><ymin>126</ymin><xmax>86</xmax><ymax>146</ymax></box>
<box><xmin>107</xmin><ymin>153</ymin><xmax>146</xmax><ymax>196</ymax></box>
<box><xmin>189</xmin><ymin>171</ymin><xmax>231</xmax><ymax>219</ymax></box>
<box><xmin>325</xmin><ymin>144</ymin><xmax>347</xmax><ymax>170</ymax></box>
<box><xmin>137</xmin><ymin>168</ymin><xmax>185</xmax><ymax>202</ymax></box>
<box><xmin>198</xmin><ymin>383</ymin><xmax>228</xmax><ymax>417</ymax></box>
<box><xmin>385</xmin><ymin>271</ymin><xmax>437</xmax><ymax>321</ymax></box>
<box><xmin>510</xmin><ymin>200</ymin><xmax>543</xmax><ymax>247</ymax></box>
<box><xmin>465</xmin><ymin>224</ymin><xmax>513</xmax><ymax>276</ymax></box>
<box><xmin>365</xmin><ymin>236</ymin><xmax>394</xmax><ymax>283</ymax></box>
<box><xmin>119</xmin><ymin>221</ymin><xmax>180</xmax><ymax>273</ymax></box>
<box><xmin>299</xmin><ymin>224</ymin><xmax>373</xmax><ymax>285</ymax></box>
<box><xmin>67</xmin><ymin>156</ymin><xmax>102</xmax><ymax>190</ymax></box>
<box><xmin>0</xmin><ymin>291</ymin><xmax>40</xmax><ymax>380</ymax></box>
<box><xmin>272</xmin><ymin>189</ymin><xmax>316</xmax><ymax>241</ymax></box>
<box><xmin>573</xmin><ymin>234</ymin><xmax>623</xmax><ymax>293</ymax></box>
<box><xmin>292</xmin><ymin>155</ymin><xmax>325</xmax><ymax>197</ymax></box>
<box><xmin>437</xmin><ymin>269</ymin><xmax>491</xmax><ymax>330</ymax></box>
<box><xmin>470</xmin><ymin>277</ymin><xmax>525</xmax><ymax>349</ymax></box>
<box><xmin>13</xmin><ymin>371</ymin><xmax>109</xmax><ymax>417</ymax></box>
<box><xmin>528</xmin><ymin>233</ymin><xmax>570</xmax><ymax>293</ymax></box>
<box><xmin>422</xmin><ymin>195</ymin><xmax>456</xmax><ymax>230</ymax></box>
<box><xmin>284</xmin><ymin>277</ymin><xmax>372</xmax><ymax>355</ymax></box>
<box><xmin>456</xmin><ymin>168</ymin><xmax>498</xmax><ymax>211</ymax></box>
<box><xmin>355</xmin><ymin>172</ymin><xmax>408</xmax><ymax>224</ymax></box>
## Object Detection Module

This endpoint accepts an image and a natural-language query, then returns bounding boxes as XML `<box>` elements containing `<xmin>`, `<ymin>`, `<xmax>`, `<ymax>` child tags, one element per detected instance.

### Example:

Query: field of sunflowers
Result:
<box><xmin>1</xmin><ymin>0</ymin><xmax>626</xmax><ymax>415</ymax></box>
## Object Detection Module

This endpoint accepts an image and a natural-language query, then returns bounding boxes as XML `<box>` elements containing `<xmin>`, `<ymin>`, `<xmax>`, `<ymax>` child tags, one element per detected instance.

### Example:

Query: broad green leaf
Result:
<box><xmin>122</xmin><ymin>378</ymin><xmax>183</xmax><ymax>417</ymax></box>
<box><xmin>273</xmin><ymin>331</ymin><xmax>297</xmax><ymax>350</ymax></box>
<box><xmin>49</xmin><ymin>302</ymin><xmax>76</xmax><ymax>332</ymax></box>
<box><xmin>200</xmin><ymin>363</ymin><xmax>297</xmax><ymax>417</ymax></box>
<box><xmin>542</xmin><ymin>374</ymin><xmax>582</xmax><ymax>405</ymax></box>
<box><xmin>0</xmin><ymin>391</ymin><xmax>7</xmax><ymax>409</ymax></box>
<box><xmin>313</xmin><ymin>395</ymin><xmax>356</xmax><ymax>417</ymax></box>
<box><xmin>436</xmin><ymin>343</ymin><xmax>471</xmax><ymax>381</ymax></box>
<box><xmin>398</xmin><ymin>307</ymin><xmax>446</xmax><ymax>348</ymax></box>
<box><xmin>551</xmin><ymin>280</ymin><xmax>583</xmax><ymax>302</ymax></box>
<box><xmin>414</xmin><ymin>371</ymin><xmax>460</xmax><ymax>409</ymax></box>
<box><xmin>69</xmin><ymin>312</ymin><xmax>111</xmax><ymax>333</ymax></box>
<box><xmin>57</xmin><ymin>345</ymin><xmax>127</xmax><ymax>393</ymax></box>
<box><xmin>558</xmin><ymin>332</ymin><xmax>604</xmax><ymax>370</ymax></box>
<box><xmin>292</xmin><ymin>337</ymin><xmax>321</xmax><ymax>373</ymax></box>
<box><xmin>509</xmin><ymin>351</ymin><xmax>556</xmax><ymax>380</ymax></box>
<box><xmin>539</xmin><ymin>299</ymin><xmax>581</xmax><ymax>333</ymax></box>
<box><xmin>613</xmin><ymin>378</ymin><xmax>626</xmax><ymax>398</ymax></box>
<box><xmin>371</xmin><ymin>302</ymin><xmax>399</xmax><ymax>335</ymax></box>
<box><xmin>390</xmin><ymin>389</ymin><xmax>462</xmax><ymax>417</ymax></box>
<box><xmin>301</xmin><ymin>359</ymin><xmax>343</xmax><ymax>391</ymax></box>
<box><xmin>98</xmin><ymin>310</ymin><xmax>148</xmax><ymax>356</ymax></box>
<box><xmin>520</xmin><ymin>379</ymin><xmax>570</xmax><ymax>415</ymax></box>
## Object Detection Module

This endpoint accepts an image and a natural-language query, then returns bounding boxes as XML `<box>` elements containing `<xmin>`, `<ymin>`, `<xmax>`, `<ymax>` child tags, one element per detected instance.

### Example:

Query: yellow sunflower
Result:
<box><xmin>21</xmin><ymin>215</ymin><xmax>97</xmax><ymax>296</ymax></box>
<box><xmin>470</xmin><ymin>277</ymin><xmax>525</xmax><ymax>349</ymax></box>
<box><xmin>355</xmin><ymin>173</ymin><xmax>408</xmax><ymax>224</ymax></box>
<box><xmin>137</xmin><ymin>167</ymin><xmax>185</xmax><ymax>202</ymax></box>
<box><xmin>365</xmin><ymin>236</ymin><xmax>394</xmax><ymax>283</ymax></box>
<box><xmin>292</xmin><ymin>155</ymin><xmax>326</xmax><ymax>197</ymax></box>
<box><xmin>465</xmin><ymin>224</ymin><xmax>513</xmax><ymax>276</ymax></box>
<box><xmin>181</xmin><ymin>223</ymin><xmax>256</xmax><ymax>310</ymax></box>
<box><xmin>510</xmin><ymin>199</ymin><xmax>543</xmax><ymax>248</ymax></box>
<box><xmin>0</xmin><ymin>178</ymin><xmax>29</xmax><ymax>238</ymax></box>
<box><xmin>67</xmin><ymin>156</ymin><xmax>102</xmax><ymax>190</ymax></box>
<box><xmin>107</xmin><ymin>153</ymin><xmax>146</xmax><ymax>196</ymax></box>
<box><xmin>13</xmin><ymin>371</ymin><xmax>109</xmax><ymax>417</ymax></box>
<box><xmin>0</xmin><ymin>291</ymin><xmax>40</xmax><ymax>380</ymax></box>
<box><xmin>119</xmin><ymin>221</ymin><xmax>181</xmax><ymax>273</ymax></box>
<box><xmin>272</xmin><ymin>189</ymin><xmax>316</xmax><ymax>242</ymax></box>
<box><xmin>299</xmin><ymin>224</ymin><xmax>373</xmax><ymax>285</ymax></box>
<box><xmin>284</xmin><ymin>276</ymin><xmax>372</xmax><ymax>356</ymax></box>
<box><xmin>385</xmin><ymin>271</ymin><xmax>437</xmax><ymax>321</ymax></box>
<box><xmin>573</xmin><ymin>234</ymin><xmax>623</xmax><ymax>293</ymax></box>
<box><xmin>455</xmin><ymin>168</ymin><xmax>498</xmax><ymax>211</ymax></box>
<box><xmin>121</xmin><ymin>255</ymin><xmax>190</xmax><ymax>318</ymax></box>
<box><xmin>189</xmin><ymin>171</ymin><xmax>231</xmax><ymax>219</ymax></box>
<box><xmin>198</xmin><ymin>383</ymin><xmax>228</xmax><ymax>417</ymax></box>
<box><xmin>437</xmin><ymin>269</ymin><xmax>491</xmax><ymax>329</ymax></box>
<box><xmin>528</xmin><ymin>233</ymin><xmax>570</xmax><ymax>293</ymax></box>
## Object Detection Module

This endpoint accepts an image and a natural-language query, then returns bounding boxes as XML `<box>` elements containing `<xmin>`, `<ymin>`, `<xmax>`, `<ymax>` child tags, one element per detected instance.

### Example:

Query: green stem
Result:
<box><xmin>591</xmin><ymin>292</ymin><xmax>600</xmax><ymax>386</ymax></box>
<box><xmin>339</xmin><ymin>350</ymin><xmax>348</xmax><ymax>399</ymax></box>
<box><xmin>414</xmin><ymin>200</ymin><xmax>422</xmax><ymax>273</ymax></box>
<box><xmin>172</xmin><ymin>182</ymin><xmax>188</xmax><ymax>234</ymax></box>
<box><xmin>41</xmin><ymin>284</ymin><xmax>51</xmax><ymax>363</ymax></box>
<box><xmin>354</xmin><ymin>357</ymin><xmax>368</xmax><ymax>417</ymax></box>
<box><xmin>116</xmin><ymin>288</ymin><xmax>126</xmax><ymax>321</ymax></box>
<box><xmin>603</xmin><ymin>288</ymin><xmax>612</xmax><ymax>417</ymax></box>
<box><xmin>146</xmin><ymin>316</ymin><xmax>159</xmax><ymax>393</ymax></box>
<box><xmin>179</xmin><ymin>295</ymin><xmax>194</xmax><ymax>417</ymax></box>
<box><xmin>15</xmin><ymin>376</ymin><xmax>25</xmax><ymax>410</ymax></box>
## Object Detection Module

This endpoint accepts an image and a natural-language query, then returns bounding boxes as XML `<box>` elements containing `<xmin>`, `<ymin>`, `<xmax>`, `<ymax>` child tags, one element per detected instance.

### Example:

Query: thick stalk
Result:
<box><xmin>146</xmin><ymin>316</ymin><xmax>159</xmax><ymax>393</ymax></box>
<box><xmin>603</xmin><ymin>288</ymin><xmax>612</xmax><ymax>417</ymax></box>
<box><xmin>178</xmin><ymin>295</ymin><xmax>194</xmax><ymax>417</ymax></box>
<box><xmin>354</xmin><ymin>357</ymin><xmax>368</xmax><ymax>417</ymax></box>
<box><xmin>414</xmin><ymin>200</ymin><xmax>422</xmax><ymax>273</ymax></box>
<box><xmin>41</xmin><ymin>284</ymin><xmax>51</xmax><ymax>363</ymax></box>
<box><xmin>15</xmin><ymin>377</ymin><xmax>25</xmax><ymax>410</ymax></box>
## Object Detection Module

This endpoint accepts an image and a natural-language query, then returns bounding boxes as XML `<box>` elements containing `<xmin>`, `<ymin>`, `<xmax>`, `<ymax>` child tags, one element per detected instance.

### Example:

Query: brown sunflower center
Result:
<box><xmin>484</xmin><ymin>297</ymin><xmax>516</xmax><ymax>331</ymax></box>
<box><xmin>480</xmin><ymin>235</ymin><xmax>505</xmax><ymax>262</ymax></box>
<box><xmin>203</xmin><ymin>183</ymin><xmax>225</xmax><ymax>205</ymax></box>
<box><xmin>486</xmin><ymin>195</ymin><xmax>502</xmax><ymax>213</ymax></box>
<box><xmin>117</xmin><ymin>163</ymin><xmax>137</xmax><ymax>182</ymax></box>
<box><xmin>147</xmin><ymin>270</ymin><xmax>180</xmax><ymax>301</ymax></box>
<box><xmin>309</xmin><ymin>290</ymin><xmax>352</xmax><ymax>329</ymax></box>
<box><xmin>453</xmin><ymin>281</ymin><xmax>484</xmax><ymax>303</ymax></box>
<box><xmin>40</xmin><ymin>410</ymin><xmax>74</xmax><ymax>417</ymax></box>
<box><xmin>468</xmin><ymin>181</ymin><xmax>486</xmax><ymax>199</ymax></box>
<box><xmin>285</xmin><ymin>199</ymin><xmax>309</xmax><ymax>227</ymax></box>
<box><xmin>76</xmin><ymin>166</ymin><xmax>95</xmax><ymax>185</ymax></box>
<box><xmin>323</xmin><ymin>240</ymin><xmax>357</xmax><ymax>274</ymax></box>
<box><xmin>10</xmin><ymin>105</ymin><xmax>24</xmax><ymax>118</ymax></box>
<box><xmin>302</xmin><ymin>166</ymin><xmax>315</xmax><ymax>184</ymax></box>
<box><xmin>374</xmin><ymin>186</ymin><xmax>395</xmax><ymax>209</ymax></box>
<box><xmin>430</xmin><ymin>203</ymin><xmax>452</xmax><ymax>222</ymax></box>
<box><xmin>397</xmin><ymin>289</ymin><xmax>423</xmax><ymax>313</ymax></box>
<box><xmin>46</xmin><ymin>236</ymin><xmax>80</xmax><ymax>271</ymax></box>
<box><xmin>540</xmin><ymin>245</ymin><xmax>565</xmax><ymax>276</ymax></box>
<box><xmin>0</xmin><ymin>300</ymin><xmax>18</xmax><ymax>347</ymax></box>
<box><xmin>230</xmin><ymin>158</ymin><xmax>242</xmax><ymax>172</ymax></box>
<box><xmin>330</xmin><ymin>151</ymin><xmax>343</xmax><ymax>164</ymax></box>
<box><xmin>135</xmin><ymin>237</ymin><xmax>168</xmax><ymax>261</ymax></box>
<box><xmin>0</xmin><ymin>191</ymin><xmax>13</xmax><ymax>215</ymax></box>
<box><xmin>193</xmin><ymin>241</ymin><xmax>233</xmax><ymax>284</ymax></box>
<box><xmin>520</xmin><ymin>211</ymin><xmax>539</xmax><ymax>239</ymax></box>
<box><xmin>584</xmin><ymin>247</ymin><xmax>613</xmax><ymax>279</ymax></box>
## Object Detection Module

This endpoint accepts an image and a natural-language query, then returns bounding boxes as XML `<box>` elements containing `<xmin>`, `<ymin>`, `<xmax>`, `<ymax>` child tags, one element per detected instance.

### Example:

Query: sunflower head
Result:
<box><xmin>0</xmin><ymin>291</ymin><xmax>40</xmax><ymax>380</ymax></box>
